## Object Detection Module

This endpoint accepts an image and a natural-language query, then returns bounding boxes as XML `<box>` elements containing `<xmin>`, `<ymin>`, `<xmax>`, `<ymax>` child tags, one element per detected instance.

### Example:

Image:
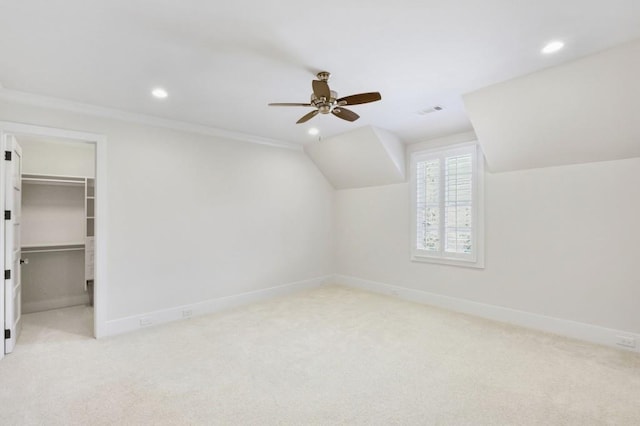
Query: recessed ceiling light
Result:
<box><xmin>541</xmin><ymin>41</ymin><xmax>564</xmax><ymax>54</ymax></box>
<box><xmin>308</xmin><ymin>128</ymin><xmax>319</xmax><ymax>136</ymax></box>
<box><xmin>151</xmin><ymin>87</ymin><xmax>168</xmax><ymax>99</ymax></box>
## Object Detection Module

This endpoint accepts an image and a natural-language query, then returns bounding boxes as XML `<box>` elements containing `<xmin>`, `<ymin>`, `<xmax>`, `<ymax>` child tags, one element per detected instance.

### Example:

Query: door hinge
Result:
<box><xmin>4</xmin><ymin>270</ymin><xmax>10</xmax><ymax>280</ymax></box>
<box><xmin>4</xmin><ymin>210</ymin><xmax>10</xmax><ymax>220</ymax></box>
<box><xmin>4</xmin><ymin>151</ymin><xmax>11</xmax><ymax>161</ymax></box>
<box><xmin>4</xmin><ymin>329</ymin><xmax>10</xmax><ymax>339</ymax></box>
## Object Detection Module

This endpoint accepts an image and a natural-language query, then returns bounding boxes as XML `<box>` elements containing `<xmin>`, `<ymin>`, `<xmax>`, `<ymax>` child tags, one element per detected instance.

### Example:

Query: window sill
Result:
<box><xmin>411</xmin><ymin>254</ymin><xmax>485</xmax><ymax>269</ymax></box>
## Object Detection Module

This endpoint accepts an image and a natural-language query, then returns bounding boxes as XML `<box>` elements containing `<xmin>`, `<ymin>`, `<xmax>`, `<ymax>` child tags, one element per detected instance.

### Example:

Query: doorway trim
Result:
<box><xmin>0</xmin><ymin>121</ymin><xmax>107</xmax><ymax>338</ymax></box>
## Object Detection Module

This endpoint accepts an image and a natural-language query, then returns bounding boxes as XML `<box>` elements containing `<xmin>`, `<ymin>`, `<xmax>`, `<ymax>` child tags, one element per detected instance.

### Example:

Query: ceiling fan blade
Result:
<box><xmin>332</xmin><ymin>107</ymin><xmax>359</xmax><ymax>122</ymax></box>
<box><xmin>337</xmin><ymin>92</ymin><xmax>381</xmax><ymax>106</ymax></box>
<box><xmin>312</xmin><ymin>80</ymin><xmax>331</xmax><ymax>100</ymax></box>
<box><xmin>296</xmin><ymin>109</ymin><xmax>319</xmax><ymax>124</ymax></box>
<box><xmin>269</xmin><ymin>103</ymin><xmax>313</xmax><ymax>107</ymax></box>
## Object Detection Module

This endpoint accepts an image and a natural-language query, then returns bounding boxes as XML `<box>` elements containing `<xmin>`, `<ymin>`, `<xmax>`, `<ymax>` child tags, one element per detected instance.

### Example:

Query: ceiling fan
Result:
<box><xmin>268</xmin><ymin>71</ymin><xmax>382</xmax><ymax>124</ymax></box>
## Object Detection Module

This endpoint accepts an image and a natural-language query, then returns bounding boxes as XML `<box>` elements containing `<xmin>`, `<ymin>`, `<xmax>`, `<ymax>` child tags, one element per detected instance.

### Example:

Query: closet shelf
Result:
<box><xmin>22</xmin><ymin>242</ymin><xmax>85</xmax><ymax>254</ymax></box>
<box><xmin>22</xmin><ymin>174</ymin><xmax>87</xmax><ymax>187</ymax></box>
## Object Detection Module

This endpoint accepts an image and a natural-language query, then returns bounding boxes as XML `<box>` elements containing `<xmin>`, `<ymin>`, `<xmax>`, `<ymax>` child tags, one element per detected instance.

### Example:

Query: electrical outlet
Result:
<box><xmin>616</xmin><ymin>336</ymin><xmax>637</xmax><ymax>348</ymax></box>
<box><xmin>139</xmin><ymin>317</ymin><xmax>153</xmax><ymax>327</ymax></box>
<box><xmin>182</xmin><ymin>310</ymin><xmax>192</xmax><ymax>318</ymax></box>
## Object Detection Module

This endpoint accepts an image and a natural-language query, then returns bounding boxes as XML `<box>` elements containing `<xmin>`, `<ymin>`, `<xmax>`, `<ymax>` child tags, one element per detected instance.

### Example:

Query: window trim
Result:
<box><xmin>410</xmin><ymin>141</ymin><xmax>485</xmax><ymax>269</ymax></box>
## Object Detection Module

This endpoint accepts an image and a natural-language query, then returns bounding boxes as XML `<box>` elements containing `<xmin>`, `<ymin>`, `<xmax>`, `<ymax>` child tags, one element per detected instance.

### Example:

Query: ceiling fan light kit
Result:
<box><xmin>269</xmin><ymin>71</ymin><xmax>382</xmax><ymax>124</ymax></box>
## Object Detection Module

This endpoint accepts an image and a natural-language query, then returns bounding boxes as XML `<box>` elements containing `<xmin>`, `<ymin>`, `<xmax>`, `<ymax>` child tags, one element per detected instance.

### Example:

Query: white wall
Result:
<box><xmin>22</xmin><ymin>251</ymin><xmax>87</xmax><ymax>314</ymax></box>
<box><xmin>4</xmin><ymin>95</ymin><xmax>637</xmax><ymax>344</ymax></box>
<box><xmin>19</xmin><ymin>136</ymin><xmax>95</xmax><ymax>177</ymax></box>
<box><xmin>334</xmin><ymin>157</ymin><xmax>640</xmax><ymax>334</ymax></box>
<box><xmin>0</xmin><ymin>99</ymin><xmax>334</xmax><ymax>322</ymax></box>
<box><xmin>21</xmin><ymin>184</ymin><xmax>85</xmax><ymax>246</ymax></box>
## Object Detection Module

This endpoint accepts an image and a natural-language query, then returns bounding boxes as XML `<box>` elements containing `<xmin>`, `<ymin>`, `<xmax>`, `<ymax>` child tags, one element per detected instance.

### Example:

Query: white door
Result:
<box><xmin>4</xmin><ymin>134</ymin><xmax>22</xmax><ymax>354</ymax></box>
<box><xmin>0</xmin><ymin>132</ymin><xmax>3</xmax><ymax>361</ymax></box>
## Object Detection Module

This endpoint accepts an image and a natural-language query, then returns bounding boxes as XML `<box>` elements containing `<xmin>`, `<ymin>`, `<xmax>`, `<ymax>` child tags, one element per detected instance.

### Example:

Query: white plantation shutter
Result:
<box><xmin>416</xmin><ymin>158</ymin><xmax>441</xmax><ymax>252</ymax></box>
<box><xmin>444</xmin><ymin>153</ymin><xmax>473</xmax><ymax>255</ymax></box>
<box><xmin>412</xmin><ymin>143</ymin><xmax>483</xmax><ymax>266</ymax></box>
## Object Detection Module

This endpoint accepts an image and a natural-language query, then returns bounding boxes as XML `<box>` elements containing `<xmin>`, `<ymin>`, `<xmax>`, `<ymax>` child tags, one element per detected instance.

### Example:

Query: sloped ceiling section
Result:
<box><xmin>464</xmin><ymin>39</ymin><xmax>640</xmax><ymax>172</ymax></box>
<box><xmin>304</xmin><ymin>126</ymin><xmax>405</xmax><ymax>189</ymax></box>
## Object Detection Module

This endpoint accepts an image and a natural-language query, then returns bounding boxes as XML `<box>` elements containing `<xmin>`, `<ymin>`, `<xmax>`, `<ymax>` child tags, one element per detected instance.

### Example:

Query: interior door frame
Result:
<box><xmin>0</xmin><ymin>121</ymin><xmax>107</xmax><ymax>339</ymax></box>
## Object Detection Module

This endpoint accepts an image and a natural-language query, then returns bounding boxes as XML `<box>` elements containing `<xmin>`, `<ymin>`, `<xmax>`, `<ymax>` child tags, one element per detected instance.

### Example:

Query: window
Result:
<box><xmin>410</xmin><ymin>142</ymin><xmax>484</xmax><ymax>268</ymax></box>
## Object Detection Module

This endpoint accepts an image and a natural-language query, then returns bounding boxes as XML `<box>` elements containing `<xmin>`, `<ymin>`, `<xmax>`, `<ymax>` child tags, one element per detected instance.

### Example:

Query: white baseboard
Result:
<box><xmin>334</xmin><ymin>274</ymin><xmax>640</xmax><ymax>353</ymax></box>
<box><xmin>23</xmin><ymin>294</ymin><xmax>90</xmax><ymax>314</ymax></box>
<box><xmin>104</xmin><ymin>275</ymin><xmax>332</xmax><ymax>336</ymax></box>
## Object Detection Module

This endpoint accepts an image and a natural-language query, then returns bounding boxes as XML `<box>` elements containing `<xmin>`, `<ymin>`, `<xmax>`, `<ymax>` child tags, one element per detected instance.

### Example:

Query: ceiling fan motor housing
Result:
<box><xmin>311</xmin><ymin>90</ymin><xmax>338</xmax><ymax>114</ymax></box>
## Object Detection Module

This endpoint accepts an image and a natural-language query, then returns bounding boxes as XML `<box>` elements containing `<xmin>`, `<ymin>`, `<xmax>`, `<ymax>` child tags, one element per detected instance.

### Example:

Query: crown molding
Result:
<box><xmin>0</xmin><ymin>88</ymin><xmax>302</xmax><ymax>151</ymax></box>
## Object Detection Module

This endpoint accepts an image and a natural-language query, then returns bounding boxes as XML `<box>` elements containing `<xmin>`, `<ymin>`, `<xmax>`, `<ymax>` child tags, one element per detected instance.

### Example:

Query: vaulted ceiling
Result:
<box><xmin>1</xmin><ymin>1</ymin><xmax>640</xmax><ymax>148</ymax></box>
<box><xmin>465</xmin><ymin>39</ymin><xmax>640</xmax><ymax>172</ymax></box>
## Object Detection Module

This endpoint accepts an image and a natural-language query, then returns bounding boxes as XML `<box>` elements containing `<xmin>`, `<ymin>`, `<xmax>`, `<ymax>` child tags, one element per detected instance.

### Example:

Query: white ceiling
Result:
<box><xmin>305</xmin><ymin>126</ymin><xmax>406</xmax><ymax>189</ymax></box>
<box><xmin>1</xmin><ymin>0</ymin><xmax>640</xmax><ymax>145</ymax></box>
<box><xmin>465</xmin><ymin>39</ymin><xmax>640</xmax><ymax>172</ymax></box>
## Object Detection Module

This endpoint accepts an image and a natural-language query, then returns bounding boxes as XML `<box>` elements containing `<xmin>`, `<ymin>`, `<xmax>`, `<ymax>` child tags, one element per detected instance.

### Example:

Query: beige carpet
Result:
<box><xmin>1</xmin><ymin>285</ymin><xmax>639</xmax><ymax>425</ymax></box>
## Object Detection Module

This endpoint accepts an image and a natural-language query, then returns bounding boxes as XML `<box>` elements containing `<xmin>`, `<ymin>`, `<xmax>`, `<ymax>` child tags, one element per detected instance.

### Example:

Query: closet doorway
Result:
<box><xmin>1</xmin><ymin>123</ymin><xmax>106</xmax><ymax>358</ymax></box>
<box><xmin>20</xmin><ymin>135</ymin><xmax>95</xmax><ymax>338</ymax></box>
